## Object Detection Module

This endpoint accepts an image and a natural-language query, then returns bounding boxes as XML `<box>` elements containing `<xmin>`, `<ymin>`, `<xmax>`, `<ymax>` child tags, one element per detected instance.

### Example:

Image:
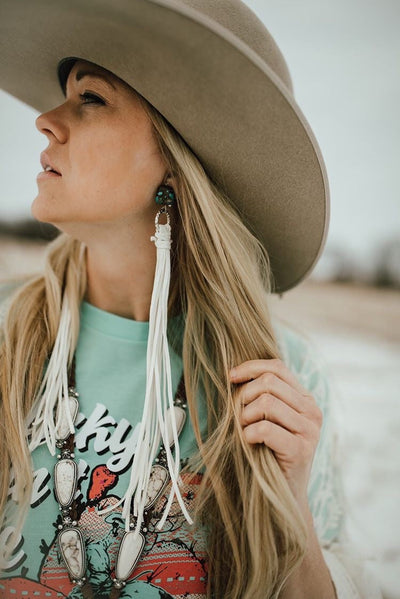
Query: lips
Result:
<box><xmin>40</xmin><ymin>151</ymin><xmax>62</xmax><ymax>175</ymax></box>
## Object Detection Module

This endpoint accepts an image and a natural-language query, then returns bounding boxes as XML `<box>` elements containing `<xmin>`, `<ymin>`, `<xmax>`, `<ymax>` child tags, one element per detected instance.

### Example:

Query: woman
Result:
<box><xmin>0</xmin><ymin>1</ymin><xmax>382</xmax><ymax>598</ymax></box>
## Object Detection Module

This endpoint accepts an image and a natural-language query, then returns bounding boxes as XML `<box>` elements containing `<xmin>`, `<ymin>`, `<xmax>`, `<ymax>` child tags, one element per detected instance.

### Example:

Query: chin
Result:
<box><xmin>31</xmin><ymin>194</ymin><xmax>58</xmax><ymax>223</ymax></box>
<box><xmin>31</xmin><ymin>195</ymin><xmax>74</xmax><ymax>228</ymax></box>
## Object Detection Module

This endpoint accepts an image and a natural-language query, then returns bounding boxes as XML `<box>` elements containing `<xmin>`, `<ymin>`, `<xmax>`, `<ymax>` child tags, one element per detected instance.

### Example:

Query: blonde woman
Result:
<box><xmin>0</xmin><ymin>1</ymin><xmax>382</xmax><ymax>599</ymax></box>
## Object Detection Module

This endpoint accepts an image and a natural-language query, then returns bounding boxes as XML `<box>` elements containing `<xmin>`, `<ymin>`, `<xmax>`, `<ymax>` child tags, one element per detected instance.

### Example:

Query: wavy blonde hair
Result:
<box><xmin>0</xmin><ymin>91</ymin><xmax>308</xmax><ymax>598</ymax></box>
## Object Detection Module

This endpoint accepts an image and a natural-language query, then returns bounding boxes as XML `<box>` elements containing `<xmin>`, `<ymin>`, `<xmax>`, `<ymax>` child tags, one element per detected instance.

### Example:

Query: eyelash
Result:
<box><xmin>79</xmin><ymin>92</ymin><xmax>105</xmax><ymax>105</ymax></box>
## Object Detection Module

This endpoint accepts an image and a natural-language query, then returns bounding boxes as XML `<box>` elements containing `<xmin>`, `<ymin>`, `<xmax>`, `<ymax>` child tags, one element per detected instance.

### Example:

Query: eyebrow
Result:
<box><xmin>68</xmin><ymin>68</ymin><xmax>116</xmax><ymax>92</ymax></box>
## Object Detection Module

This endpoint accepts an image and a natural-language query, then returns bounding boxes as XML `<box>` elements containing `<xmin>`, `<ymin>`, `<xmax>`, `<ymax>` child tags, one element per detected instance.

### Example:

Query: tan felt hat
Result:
<box><xmin>0</xmin><ymin>0</ymin><xmax>330</xmax><ymax>294</ymax></box>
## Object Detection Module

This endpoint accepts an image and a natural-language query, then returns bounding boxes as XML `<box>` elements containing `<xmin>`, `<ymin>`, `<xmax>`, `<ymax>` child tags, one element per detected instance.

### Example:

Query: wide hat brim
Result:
<box><xmin>0</xmin><ymin>0</ymin><xmax>330</xmax><ymax>295</ymax></box>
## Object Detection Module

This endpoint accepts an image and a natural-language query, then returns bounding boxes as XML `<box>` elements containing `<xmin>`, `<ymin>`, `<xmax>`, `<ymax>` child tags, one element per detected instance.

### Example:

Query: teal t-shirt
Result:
<box><xmin>0</xmin><ymin>284</ymin><xmax>345</xmax><ymax>599</ymax></box>
<box><xmin>1</xmin><ymin>300</ymin><xmax>209</xmax><ymax>599</ymax></box>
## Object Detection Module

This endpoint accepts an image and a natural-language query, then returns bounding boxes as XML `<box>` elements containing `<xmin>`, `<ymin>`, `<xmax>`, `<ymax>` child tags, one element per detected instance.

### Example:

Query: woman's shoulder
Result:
<box><xmin>271</xmin><ymin>315</ymin><xmax>322</xmax><ymax>369</ymax></box>
<box><xmin>271</xmin><ymin>315</ymin><xmax>333</xmax><ymax>404</ymax></box>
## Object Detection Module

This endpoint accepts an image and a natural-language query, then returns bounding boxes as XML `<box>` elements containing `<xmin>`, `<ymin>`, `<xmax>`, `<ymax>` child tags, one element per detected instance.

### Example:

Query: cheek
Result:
<box><xmin>67</xmin><ymin>134</ymin><xmax>128</xmax><ymax>209</ymax></box>
<box><xmin>74</xmin><ymin>135</ymin><xmax>118</xmax><ymax>187</ymax></box>
<box><xmin>69</xmin><ymin>134</ymin><xmax>164</xmax><ymax>218</ymax></box>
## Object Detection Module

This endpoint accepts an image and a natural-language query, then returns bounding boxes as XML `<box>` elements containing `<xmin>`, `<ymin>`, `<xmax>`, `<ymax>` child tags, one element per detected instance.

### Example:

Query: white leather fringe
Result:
<box><xmin>27</xmin><ymin>294</ymin><xmax>75</xmax><ymax>455</ymax></box>
<box><xmin>121</xmin><ymin>218</ymin><xmax>193</xmax><ymax>535</ymax></box>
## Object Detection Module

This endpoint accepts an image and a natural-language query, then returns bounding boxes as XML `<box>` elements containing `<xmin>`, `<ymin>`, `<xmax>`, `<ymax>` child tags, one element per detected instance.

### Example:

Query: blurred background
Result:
<box><xmin>0</xmin><ymin>0</ymin><xmax>399</xmax><ymax>597</ymax></box>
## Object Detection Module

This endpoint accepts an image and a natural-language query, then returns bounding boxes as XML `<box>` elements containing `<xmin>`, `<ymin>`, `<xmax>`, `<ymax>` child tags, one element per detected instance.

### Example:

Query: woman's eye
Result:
<box><xmin>79</xmin><ymin>92</ymin><xmax>105</xmax><ymax>105</ymax></box>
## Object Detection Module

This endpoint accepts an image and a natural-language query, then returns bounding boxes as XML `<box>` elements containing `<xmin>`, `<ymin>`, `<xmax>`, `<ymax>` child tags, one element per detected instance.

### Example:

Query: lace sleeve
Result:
<box><xmin>272</xmin><ymin>317</ymin><xmax>383</xmax><ymax>599</ymax></box>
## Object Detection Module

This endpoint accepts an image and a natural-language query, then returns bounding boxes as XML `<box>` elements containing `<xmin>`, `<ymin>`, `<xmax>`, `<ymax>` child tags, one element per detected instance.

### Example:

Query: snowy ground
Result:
<box><xmin>1</xmin><ymin>237</ymin><xmax>399</xmax><ymax>598</ymax></box>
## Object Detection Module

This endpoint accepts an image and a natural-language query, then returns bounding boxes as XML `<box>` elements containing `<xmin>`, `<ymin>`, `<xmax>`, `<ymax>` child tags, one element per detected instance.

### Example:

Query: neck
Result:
<box><xmin>83</xmin><ymin>218</ymin><xmax>157</xmax><ymax>322</ymax></box>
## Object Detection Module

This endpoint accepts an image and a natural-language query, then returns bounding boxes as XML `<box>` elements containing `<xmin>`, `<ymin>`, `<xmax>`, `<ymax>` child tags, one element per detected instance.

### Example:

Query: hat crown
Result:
<box><xmin>175</xmin><ymin>0</ymin><xmax>293</xmax><ymax>92</ymax></box>
<box><xmin>58</xmin><ymin>0</ymin><xmax>293</xmax><ymax>97</ymax></box>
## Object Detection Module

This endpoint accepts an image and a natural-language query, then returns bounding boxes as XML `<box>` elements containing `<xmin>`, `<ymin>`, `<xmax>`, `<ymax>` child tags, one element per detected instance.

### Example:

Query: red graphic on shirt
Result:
<box><xmin>132</xmin><ymin>472</ymin><xmax>208</xmax><ymax>595</ymax></box>
<box><xmin>0</xmin><ymin>577</ymin><xmax>65</xmax><ymax>598</ymax></box>
<box><xmin>87</xmin><ymin>464</ymin><xmax>117</xmax><ymax>504</ymax></box>
<box><xmin>1</xmin><ymin>465</ymin><xmax>208</xmax><ymax>599</ymax></box>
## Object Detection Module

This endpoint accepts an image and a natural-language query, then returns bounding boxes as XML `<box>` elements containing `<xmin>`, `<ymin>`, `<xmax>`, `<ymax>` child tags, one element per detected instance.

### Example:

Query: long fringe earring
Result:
<box><xmin>120</xmin><ymin>182</ymin><xmax>193</xmax><ymax>538</ymax></box>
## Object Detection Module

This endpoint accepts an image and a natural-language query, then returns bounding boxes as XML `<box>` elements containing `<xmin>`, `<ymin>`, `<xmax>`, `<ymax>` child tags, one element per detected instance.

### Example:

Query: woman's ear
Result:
<box><xmin>162</xmin><ymin>173</ymin><xmax>178</xmax><ymax>197</ymax></box>
<box><xmin>163</xmin><ymin>173</ymin><xmax>174</xmax><ymax>185</ymax></box>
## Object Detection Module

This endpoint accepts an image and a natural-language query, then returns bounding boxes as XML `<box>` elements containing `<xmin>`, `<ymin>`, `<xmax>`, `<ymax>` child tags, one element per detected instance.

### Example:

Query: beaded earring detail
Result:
<box><xmin>120</xmin><ymin>182</ymin><xmax>193</xmax><ymax>542</ymax></box>
<box><xmin>155</xmin><ymin>183</ymin><xmax>176</xmax><ymax>207</ymax></box>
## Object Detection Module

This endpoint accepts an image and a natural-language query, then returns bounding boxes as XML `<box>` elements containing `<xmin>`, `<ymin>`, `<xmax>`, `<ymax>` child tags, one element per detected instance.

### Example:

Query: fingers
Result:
<box><xmin>238</xmin><ymin>372</ymin><xmax>296</xmax><ymax>407</ymax></box>
<box><xmin>230</xmin><ymin>358</ymin><xmax>309</xmax><ymax>397</ymax></box>
<box><xmin>243</xmin><ymin>418</ymin><xmax>318</xmax><ymax>466</ymax></box>
<box><xmin>235</xmin><ymin>369</ymin><xmax>312</xmax><ymax>416</ymax></box>
<box><xmin>243</xmin><ymin>418</ymin><xmax>297</xmax><ymax>453</ymax></box>
<box><xmin>240</xmin><ymin>392</ymin><xmax>307</xmax><ymax>435</ymax></box>
<box><xmin>230</xmin><ymin>359</ymin><xmax>323</xmax><ymax>500</ymax></box>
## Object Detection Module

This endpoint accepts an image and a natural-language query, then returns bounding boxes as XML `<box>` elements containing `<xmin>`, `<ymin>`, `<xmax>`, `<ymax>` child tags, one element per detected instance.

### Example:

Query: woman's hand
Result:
<box><xmin>229</xmin><ymin>358</ymin><xmax>323</xmax><ymax>507</ymax></box>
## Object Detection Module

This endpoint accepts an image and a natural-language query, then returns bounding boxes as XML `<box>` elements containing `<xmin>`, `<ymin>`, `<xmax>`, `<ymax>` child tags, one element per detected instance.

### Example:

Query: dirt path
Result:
<box><xmin>269</xmin><ymin>278</ymin><xmax>400</xmax><ymax>344</ymax></box>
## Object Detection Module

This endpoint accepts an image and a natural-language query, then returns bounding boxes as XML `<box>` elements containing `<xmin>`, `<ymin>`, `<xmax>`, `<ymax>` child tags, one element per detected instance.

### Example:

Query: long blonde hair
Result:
<box><xmin>0</xmin><ymin>93</ymin><xmax>308</xmax><ymax>598</ymax></box>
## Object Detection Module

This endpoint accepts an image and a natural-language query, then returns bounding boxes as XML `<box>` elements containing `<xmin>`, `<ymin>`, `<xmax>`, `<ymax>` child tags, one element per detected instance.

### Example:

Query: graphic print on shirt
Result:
<box><xmin>0</xmin><ymin>403</ymin><xmax>208</xmax><ymax>599</ymax></box>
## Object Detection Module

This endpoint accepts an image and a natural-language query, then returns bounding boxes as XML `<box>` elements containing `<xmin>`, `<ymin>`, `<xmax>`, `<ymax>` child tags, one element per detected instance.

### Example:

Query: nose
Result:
<box><xmin>35</xmin><ymin>105</ymin><xmax>68</xmax><ymax>143</ymax></box>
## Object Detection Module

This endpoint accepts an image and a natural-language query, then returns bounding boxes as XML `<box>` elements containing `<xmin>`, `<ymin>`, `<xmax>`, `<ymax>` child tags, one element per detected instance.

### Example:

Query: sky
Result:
<box><xmin>0</xmin><ymin>0</ymin><xmax>399</xmax><ymax>265</ymax></box>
